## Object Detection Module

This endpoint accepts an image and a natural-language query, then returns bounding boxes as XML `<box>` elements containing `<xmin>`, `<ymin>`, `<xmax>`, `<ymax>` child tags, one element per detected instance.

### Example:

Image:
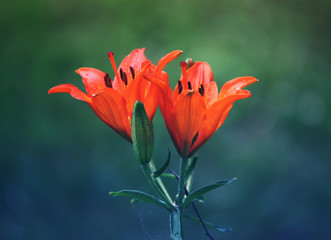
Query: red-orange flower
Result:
<box><xmin>146</xmin><ymin>60</ymin><xmax>258</xmax><ymax>157</ymax></box>
<box><xmin>48</xmin><ymin>48</ymin><xmax>182</xmax><ymax>142</ymax></box>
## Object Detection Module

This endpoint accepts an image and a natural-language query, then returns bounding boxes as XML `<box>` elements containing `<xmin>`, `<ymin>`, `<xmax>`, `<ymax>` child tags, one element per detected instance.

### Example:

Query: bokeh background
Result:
<box><xmin>1</xmin><ymin>0</ymin><xmax>330</xmax><ymax>239</ymax></box>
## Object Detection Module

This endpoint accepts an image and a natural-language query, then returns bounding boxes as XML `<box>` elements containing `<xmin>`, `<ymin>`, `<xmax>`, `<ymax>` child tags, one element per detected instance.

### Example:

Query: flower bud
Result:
<box><xmin>131</xmin><ymin>101</ymin><xmax>154</xmax><ymax>165</ymax></box>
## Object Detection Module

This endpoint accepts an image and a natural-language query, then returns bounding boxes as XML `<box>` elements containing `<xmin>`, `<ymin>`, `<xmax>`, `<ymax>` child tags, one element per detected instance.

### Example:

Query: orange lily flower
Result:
<box><xmin>48</xmin><ymin>48</ymin><xmax>182</xmax><ymax>142</ymax></box>
<box><xmin>146</xmin><ymin>60</ymin><xmax>258</xmax><ymax>157</ymax></box>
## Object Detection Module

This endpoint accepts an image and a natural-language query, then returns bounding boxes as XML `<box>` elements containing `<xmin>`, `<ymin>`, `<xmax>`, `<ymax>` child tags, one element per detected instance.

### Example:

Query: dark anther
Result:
<box><xmin>104</xmin><ymin>72</ymin><xmax>112</xmax><ymax>88</ymax></box>
<box><xmin>122</xmin><ymin>72</ymin><xmax>128</xmax><ymax>86</ymax></box>
<box><xmin>198</xmin><ymin>84</ymin><xmax>204</xmax><ymax>96</ymax></box>
<box><xmin>120</xmin><ymin>68</ymin><xmax>124</xmax><ymax>80</ymax></box>
<box><xmin>178</xmin><ymin>80</ymin><xmax>183</xmax><ymax>94</ymax></box>
<box><xmin>188</xmin><ymin>81</ymin><xmax>192</xmax><ymax>90</ymax></box>
<box><xmin>191</xmin><ymin>131</ymin><xmax>199</xmax><ymax>147</ymax></box>
<box><xmin>130</xmin><ymin>66</ymin><xmax>135</xmax><ymax>79</ymax></box>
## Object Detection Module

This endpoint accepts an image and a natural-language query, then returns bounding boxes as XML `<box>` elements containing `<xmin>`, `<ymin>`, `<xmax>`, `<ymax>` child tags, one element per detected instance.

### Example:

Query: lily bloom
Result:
<box><xmin>48</xmin><ymin>48</ymin><xmax>182</xmax><ymax>142</ymax></box>
<box><xmin>145</xmin><ymin>60</ymin><xmax>258</xmax><ymax>157</ymax></box>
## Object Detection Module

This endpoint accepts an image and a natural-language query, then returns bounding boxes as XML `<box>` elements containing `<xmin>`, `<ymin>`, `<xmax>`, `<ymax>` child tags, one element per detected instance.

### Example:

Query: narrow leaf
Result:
<box><xmin>152</xmin><ymin>150</ymin><xmax>171</xmax><ymax>178</ymax></box>
<box><xmin>183</xmin><ymin>178</ymin><xmax>237</xmax><ymax>208</ymax></box>
<box><xmin>110</xmin><ymin>189</ymin><xmax>166</xmax><ymax>208</ymax></box>
<box><xmin>184</xmin><ymin>214</ymin><xmax>232</xmax><ymax>233</ymax></box>
<box><xmin>160</xmin><ymin>173</ymin><xmax>176</xmax><ymax>179</ymax></box>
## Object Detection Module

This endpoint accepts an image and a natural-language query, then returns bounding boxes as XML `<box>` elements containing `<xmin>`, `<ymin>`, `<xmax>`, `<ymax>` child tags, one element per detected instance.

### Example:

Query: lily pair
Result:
<box><xmin>48</xmin><ymin>48</ymin><xmax>257</xmax><ymax>158</ymax></box>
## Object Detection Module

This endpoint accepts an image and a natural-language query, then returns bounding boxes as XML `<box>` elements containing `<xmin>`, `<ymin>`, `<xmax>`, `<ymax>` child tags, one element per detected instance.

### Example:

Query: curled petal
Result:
<box><xmin>155</xmin><ymin>50</ymin><xmax>183</xmax><ymax>75</ymax></box>
<box><xmin>76</xmin><ymin>68</ymin><xmax>106</xmax><ymax>96</ymax></box>
<box><xmin>93</xmin><ymin>89</ymin><xmax>131</xmax><ymax>142</ymax></box>
<box><xmin>48</xmin><ymin>84</ymin><xmax>91</xmax><ymax>103</ymax></box>
<box><xmin>191</xmin><ymin>90</ymin><xmax>252</xmax><ymax>154</ymax></box>
<box><xmin>219</xmin><ymin>76</ymin><xmax>258</xmax><ymax>99</ymax></box>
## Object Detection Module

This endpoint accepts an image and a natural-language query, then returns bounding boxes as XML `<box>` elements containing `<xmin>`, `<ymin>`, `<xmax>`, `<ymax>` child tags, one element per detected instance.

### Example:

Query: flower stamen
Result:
<box><xmin>104</xmin><ymin>72</ymin><xmax>112</xmax><ymax>88</ymax></box>
<box><xmin>198</xmin><ymin>84</ymin><xmax>204</xmax><ymax>96</ymax></box>
<box><xmin>178</xmin><ymin>80</ymin><xmax>183</xmax><ymax>94</ymax></box>
<box><xmin>122</xmin><ymin>72</ymin><xmax>128</xmax><ymax>85</ymax></box>
<box><xmin>130</xmin><ymin>66</ymin><xmax>135</xmax><ymax>79</ymax></box>
<box><xmin>120</xmin><ymin>68</ymin><xmax>124</xmax><ymax>79</ymax></box>
<box><xmin>188</xmin><ymin>81</ymin><xmax>192</xmax><ymax>90</ymax></box>
<box><xmin>119</xmin><ymin>68</ymin><xmax>128</xmax><ymax>86</ymax></box>
<box><xmin>108</xmin><ymin>52</ymin><xmax>122</xmax><ymax>82</ymax></box>
<box><xmin>180</xmin><ymin>61</ymin><xmax>187</xmax><ymax>86</ymax></box>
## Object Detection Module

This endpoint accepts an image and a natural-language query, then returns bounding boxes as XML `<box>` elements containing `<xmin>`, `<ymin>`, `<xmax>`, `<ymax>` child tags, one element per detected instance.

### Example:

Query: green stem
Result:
<box><xmin>171</xmin><ymin>157</ymin><xmax>188</xmax><ymax>239</ymax></box>
<box><xmin>176</xmin><ymin>157</ymin><xmax>188</xmax><ymax>205</ymax></box>
<box><xmin>170</xmin><ymin>209</ymin><xmax>182</xmax><ymax>240</ymax></box>
<box><xmin>141</xmin><ymin>164</ymin><xmax>175</xmax><ymax>211</ymax></box>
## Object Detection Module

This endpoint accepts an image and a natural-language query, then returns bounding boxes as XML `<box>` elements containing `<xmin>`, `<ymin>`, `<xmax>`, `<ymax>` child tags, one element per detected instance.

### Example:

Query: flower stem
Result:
<box><xmin>169</xmin><ymin>169</ymin><xmax>214</xmax><ymax>240</ymax></box>
<box><xmin>141</xmin><ymin>164</ymin><xmax>175</xmax><ymax>211</ymax></box>
<box><xmin>171</xmin><ymin>157</ymin><xmax>188</xmax><ymax>239</ymax></box>
<box><xmin>176</xmin><ymin>157</ymin><xmax>188</xmax><ymax>205</ymax></box>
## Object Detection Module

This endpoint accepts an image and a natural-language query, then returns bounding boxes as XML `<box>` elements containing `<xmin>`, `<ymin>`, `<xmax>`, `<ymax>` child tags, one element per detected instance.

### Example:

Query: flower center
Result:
<box><xmin>177</xmin><ymin>61</ymin><xmax>205</xmax><ymax>97</ymax></box>
<box><xmin>108</xmin><ymin>51</ymin><xmax>136</xmax><ymax>88</ymax></box>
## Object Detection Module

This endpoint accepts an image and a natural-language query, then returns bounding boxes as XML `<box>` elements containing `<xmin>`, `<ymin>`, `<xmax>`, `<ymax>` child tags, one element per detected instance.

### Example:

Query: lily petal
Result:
<box><xmin>191</xmin><ymin>91</ymin><xmax>252</xmax><ymax>154</ymax></box>
<box><xmin>204</xmin><ymin>81</ymin><xmax>218</xmax><ymax>107</ymax></box>
<box><xmin>93</xmin><ymin>88</ymin><xmax>131</xmax><ymax>142</ymax></box>
<box><xmin>122</xmin><ymin>62</ymin><xmax>154</xmax><ymax>118</ymax></box>
<box><xmin>155</xmin><ymin>50</ymin><xmax>183</xmax><ymax>76</ymax></box>
<box><xmin>76</xmin><ymin>68</ymin><xmax>106</xmax><ymax>96</ymax></box>
<box><xmin>219</xmin><ymin>76</ymin><xmax>258</xmax><ymax>99</ymax></box>
<box><xmin>48</xmin><ymin>84</ymin><xmax>91</xmax><ymax>103</ymax></box>
<box><xmin>173</xmin><ymin>90</ymin><xmax>206</xmax><ymax>157</ymax></box>
<box><xmin>118</xmin><ymin>48</ymin><xmax>149</xmax><ymax>73</ymax></box>
<box><xmin>184</xmin><ymin>62</ymin><xmax>214</xmax><ymax>90</ymax></box>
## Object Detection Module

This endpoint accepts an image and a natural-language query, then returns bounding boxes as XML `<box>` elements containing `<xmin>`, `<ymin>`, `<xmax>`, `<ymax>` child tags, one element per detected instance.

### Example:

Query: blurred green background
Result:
<box><xmin>1</xmin><ymin>0</ymin><xmax>330</xmax><ymax>239</ymax></box>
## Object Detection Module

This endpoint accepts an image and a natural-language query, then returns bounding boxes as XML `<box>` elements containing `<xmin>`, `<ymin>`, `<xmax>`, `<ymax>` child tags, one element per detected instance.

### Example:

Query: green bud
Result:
<box><xmin>131</xmin><ymin>101</ymin><xmax>154</xmax><ymax>165</ymax></box>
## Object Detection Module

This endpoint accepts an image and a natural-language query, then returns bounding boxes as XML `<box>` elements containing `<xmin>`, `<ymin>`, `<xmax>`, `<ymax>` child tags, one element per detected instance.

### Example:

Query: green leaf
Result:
<box><xmin>160</xmin><ymin>173</ymin><xmax>176</xmax><ymax>179</ymax></box>
<box><xmin>184</xmin><ymin>214</ymin><xmax>232</xmax><ymax>233</ymax></box>
<box><xmin>110</xmin><ymin>190</ymin><xmax>166</xmax><ymax>208</ymax></box>
<box><xmin>196</xmin><ymin>195</ymin><xmax>206</xmax><ymax>203</ymax></box>
<box><xmin>131</xmin><ymin>101</ymin><xmax>154</xmax><ymax>165</ymax></box>
<box><xmin>183</xmin><ymin>178</ymin><xmax>237</xmax><ymax>208</ymax></box>
<box><xmin>152</xmin><ymin>150</ymin><xmax>171</xmax><ymax>178</ymax></box>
